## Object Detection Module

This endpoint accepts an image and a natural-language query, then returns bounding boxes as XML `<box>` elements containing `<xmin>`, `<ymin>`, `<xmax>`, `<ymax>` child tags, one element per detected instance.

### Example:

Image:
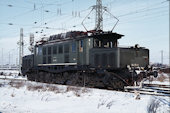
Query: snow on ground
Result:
<box><xmin>0</xmin><ymin>70</ymin><xmax>19</xmax><ymax>75</ymax></box>
<box><xmin>0</xmin><ymin>70</ymin><xmax>169</xmax><ymax>113</ymax></box>
<box><xmin>0</xmin><ymin>75</ymin><xmax>27</xmax><ymax>80</ymax></box>
<box><xmin>144</xmin><ymin>72</ymin><xmax>170</xmax><ymax>85</ymax></box>
<box><xmin>0</xmin><ymin>80</ymin><xmax>169</xmax><ymax>113</ymax></box>
<box><xmin>0</xmin><ymin>70</ymin><xmax>27</xmax><ymax>80</ymax></box>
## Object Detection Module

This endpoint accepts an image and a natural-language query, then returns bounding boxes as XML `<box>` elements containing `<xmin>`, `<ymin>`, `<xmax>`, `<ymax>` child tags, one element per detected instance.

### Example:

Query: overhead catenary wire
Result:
<box><xmin>27</xmin><ymin>3</ymin><xmax>91</xmax><ymax>35</ymax></box>
<box><xmin>0</xmin><ymin>0</ymin><xmax>75</xmax><ymax>37</ymax></box>
<box><xmin>30</xmin><ymin>8</ymin><xmax>168</xmax><ymax>38</ymax></box>
<box><xmin>2</xmin><ymin>0</ymin><xmax>73</xmax><ymax>22</ymax></box>
<box><xmin>58</xmin><ymin>4</ymin><xmax>168</xmax><ymax>31</ymax></box>
<box><xmin>51</xmin><ymin>0</ymin><xmax>168</xmax><ymax>32</ymax></box>
<box><xmin>104</xmin><ymin>0</ymin><xmax>168</xmax><ymax>14</ymax></box>
<box><xmin>0</xmin><ymin>0</ymin><xmax>168</xmax><ymax>39</ymax></box>
<box><xmin>0</xmin><ymin>3</ymin><xmax>31</xmax><ymax>9</ymax></box>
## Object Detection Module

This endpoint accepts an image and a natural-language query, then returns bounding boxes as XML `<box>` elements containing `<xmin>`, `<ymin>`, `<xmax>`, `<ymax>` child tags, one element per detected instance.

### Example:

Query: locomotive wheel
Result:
<box><xmin>57</xmin><ymin>73</ymin><xmax>64</xmax><ymax>84</ymax></box>
<box><xmin>44</xmin><ymin>72</ymin><xmax>49</xmax><ymax>83</ymax></box>
<box><xmin>69</xmin><ymin>72</ymin><xmax>79</xmax><ymax>86</ymax></box>
<box><xmin>63</xmin><ymin>72</ymin><xmax>69</xmax><ymax>85</ymax></box>
<box><xmin>51</xmin><ymin>73</ymin><xmax>57</xmax><ymax>84</ymax></box>
<box><xmin>39</xmin><ymin>71</ymin><xmax>44</xmax><ymax>82</ymax></box>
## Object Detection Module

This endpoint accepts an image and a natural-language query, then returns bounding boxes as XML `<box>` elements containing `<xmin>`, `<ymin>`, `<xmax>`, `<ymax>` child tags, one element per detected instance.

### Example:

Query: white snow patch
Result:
<box><xmin>0</xmin><ymin>79</ymin><xmax>169</xmax><ymax>113</ymax></box>
<box><xmin>0</xmin><ymin>70</ymin><xmax>27</xmax><ymax>80</ymax></box>
<box><xmin>0</xmin><ymin>71</ymin><xmax>169</xmax><ymax>113</ymax></box>
<box><xmin>144</xmin><ymin>73</ymin><xmax>170</xmax><ymax>85</ymax></box>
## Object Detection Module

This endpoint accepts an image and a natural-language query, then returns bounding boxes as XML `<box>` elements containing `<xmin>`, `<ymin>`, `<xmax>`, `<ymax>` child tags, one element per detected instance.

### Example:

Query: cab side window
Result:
<box><xmin>72</xmin><ymin>42</ymin><xmax>76</xmax><ymax>52</ymax></box>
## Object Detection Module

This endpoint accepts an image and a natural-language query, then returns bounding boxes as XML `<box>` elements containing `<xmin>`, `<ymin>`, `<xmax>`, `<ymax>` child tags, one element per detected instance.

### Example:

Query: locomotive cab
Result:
<box><xmin>89</xmin><ymin>32</ymin><xmax>122</xmax><ymax>69</ymax></box>
<box><xmin>92</xmin><ymin>32</ymin><xmax>121</xmax><ymax>48</ymax></box>
<box><xmin>88</xmin><ymin>32</ymin><xmax>149</xmax><ymax>69</ymax></box>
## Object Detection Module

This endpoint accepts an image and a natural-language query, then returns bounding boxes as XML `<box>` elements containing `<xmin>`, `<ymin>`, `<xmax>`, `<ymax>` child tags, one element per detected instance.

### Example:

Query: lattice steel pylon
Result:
<box><xmin>95</xmin><ymin>0</ymin><xmax>103</xmax><ymax>31</ymax></box>
<box><xmin>82</xmin><ymin>0</ymin><xmax>119</xmax><ymax>32</ymax></box>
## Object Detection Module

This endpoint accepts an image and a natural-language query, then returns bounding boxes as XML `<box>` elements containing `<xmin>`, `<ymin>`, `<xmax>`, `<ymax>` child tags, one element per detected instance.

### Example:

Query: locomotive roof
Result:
<box><xmin>89</xmin><ymin>32</ymin><xmax>124</xmax><ymax>39</ymax></box>
<box><xmin>36</xmin><ymin>31</ymin><xmax>124</xmax><ymax>46</ymax></box>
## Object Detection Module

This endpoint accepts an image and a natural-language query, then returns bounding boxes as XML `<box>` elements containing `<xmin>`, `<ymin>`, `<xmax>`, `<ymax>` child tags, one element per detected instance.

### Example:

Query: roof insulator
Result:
<box><xmin>8</xmin><ymin>5</ymin><xmax>13</xmax><ymax>7</ymax></box>
<box><xmin>8</xmin><ymin>23</ymin><xmax>13</xmax><ymax>25</ymax></box>
<box><xmin>45</xmin><ymin>10</ymin><xmax>49</xmax><ymax>12</ymax></box>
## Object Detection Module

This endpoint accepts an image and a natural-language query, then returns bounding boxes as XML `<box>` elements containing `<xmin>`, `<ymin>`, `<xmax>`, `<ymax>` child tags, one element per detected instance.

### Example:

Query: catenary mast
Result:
<box><xmin>19</xmin><ymin>28</ymin><xmax>24</xmax><ymax>74</ymax></box>
<box><xmin>82</xmin><ymin>0</ymin><xmax>118</xmax><ymax>32</ymax></box>
<box><xmin>95</xmin><ymin>0</ymin><xmax>103</xmax><ymax>31</ymax></box>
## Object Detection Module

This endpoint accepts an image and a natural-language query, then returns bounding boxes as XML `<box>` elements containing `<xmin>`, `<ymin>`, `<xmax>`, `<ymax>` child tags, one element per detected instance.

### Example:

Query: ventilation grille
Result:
<box><xmin>94</xmin><ymin>54</ymin><xmax>99</xmax><ymax>67</ymax></box>
<box><xmin>94</xmin><ymin>52</ymin><xmax>116</xmax><ymax>68</ymax></box>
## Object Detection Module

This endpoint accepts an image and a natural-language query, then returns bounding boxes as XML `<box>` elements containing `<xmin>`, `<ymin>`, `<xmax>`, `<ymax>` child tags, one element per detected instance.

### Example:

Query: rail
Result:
<box><xmin>124</xmin><ymin>83</ymin><xmax>170</xmax><ymax>97</ymax></box>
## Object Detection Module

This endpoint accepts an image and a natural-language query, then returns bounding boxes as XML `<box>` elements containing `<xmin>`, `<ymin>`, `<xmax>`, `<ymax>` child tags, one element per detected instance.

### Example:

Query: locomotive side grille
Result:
<box><xmin>48</xmin><ymin>56</ymin><xmax>52</xmax><ymax>63</ymax></box>
<box><xmin>94</xmin><ymin>54</ymin><xmax>99</xmax><ymax>67</ymax></box>
<box><xmin>43</xmin><ymin>57</ymin><xmax>46</xmax><ymax>64</ymax></box>
<box><xmin>43</xmin><ymin>48</ymin><xmax>46</xmax><ymax>55</ymax></box>
<box><xmin>90</xmin><ymin>48</ymin><xmax>119</xmax><ymax>69</ymax></box>
<box><xmin>109</xmin><ymin>53</ymin><xmax>115</xmax><ymax>67</ymax></box>
<box><xmin>64</xmin><ymin>54</ymin><xmax>69</xmax><ymax>63</ymax></box>
<box><xmin>102</xmin><ymin>53</ymin><xmax>107</xmax><ymax>67</ymax></box>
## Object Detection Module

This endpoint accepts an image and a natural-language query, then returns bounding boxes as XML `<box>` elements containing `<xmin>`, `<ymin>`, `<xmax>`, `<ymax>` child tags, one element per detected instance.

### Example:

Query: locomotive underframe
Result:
<box><xmin>25</xmin><ymin>64</ymin><xmax>147</xmax><ymax>90</ymax></box>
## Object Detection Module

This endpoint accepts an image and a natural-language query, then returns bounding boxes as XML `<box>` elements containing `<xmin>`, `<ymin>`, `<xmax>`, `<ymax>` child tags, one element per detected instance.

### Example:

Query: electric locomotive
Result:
<box><xmin>22</xmin><ymin>30</ymin><xmax>157</xmax><ymax>90</ymax></box>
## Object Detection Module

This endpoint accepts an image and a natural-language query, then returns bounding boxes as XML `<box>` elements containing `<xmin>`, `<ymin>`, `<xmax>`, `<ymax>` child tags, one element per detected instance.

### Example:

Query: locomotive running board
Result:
<box><xmin>38</xmin><ymin>63</ymin><xmax>77</xmax><ymax>66</ymax></box>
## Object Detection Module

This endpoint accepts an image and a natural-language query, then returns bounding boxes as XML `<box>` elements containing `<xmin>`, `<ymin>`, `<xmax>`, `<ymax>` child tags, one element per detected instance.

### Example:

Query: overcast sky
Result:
<box><xmin>0</xmin><ymin>0</ymin><xmax>169</xmax><ymax>65</ymax></box>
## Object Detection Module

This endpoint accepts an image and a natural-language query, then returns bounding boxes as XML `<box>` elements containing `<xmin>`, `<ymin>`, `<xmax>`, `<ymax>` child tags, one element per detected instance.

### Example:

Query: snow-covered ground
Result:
<box><xmin>144</xmin><ymin>72</ymin><xmax>170</xmax><ymax>85</ymax></box>
<box><xmin>0</xmin><ymin>70</ymin><xmax>26</xmax><ymax>80</ymax></box>
<box><xmin>0</xmin><ymin>70</ymin><xmax>169</xmax><ymax>113</ymax></box>
<box><xmin>0</xmin><ymin>70</ymin><xmax>19</xmax><ymax>75</ymax></box>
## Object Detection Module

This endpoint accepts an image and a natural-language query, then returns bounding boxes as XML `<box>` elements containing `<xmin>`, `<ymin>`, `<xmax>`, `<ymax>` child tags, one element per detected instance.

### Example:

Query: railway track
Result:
<box><xmin>143</xmin><ymin>83</ymin><xmax>170</xmax><ymax>89</ymax></box>
<box><xmin>0</xmin><ymin>76</ymin><xmax>169</xmax><ymax>97</ymax></box>
<box><xmin>125</xmin><ymin>83</ymin><xmax>170</xmax><ymax>97</ymax></box>
<box><xmin>0</xmin><ymin>77</ymin><xmax>27</xmax><ymax>82</ymax></box>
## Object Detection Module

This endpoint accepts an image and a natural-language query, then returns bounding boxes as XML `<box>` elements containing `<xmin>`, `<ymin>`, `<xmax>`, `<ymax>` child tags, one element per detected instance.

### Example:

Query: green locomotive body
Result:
<box><xmin>22</xmin><ymin>31</ymin><xmax>154</xmax><ymax>90</ymax></box>
<box><xmin>32</xmin><ymin>32</ymin><xmax>149</xmax><ymax>69</ymax></box>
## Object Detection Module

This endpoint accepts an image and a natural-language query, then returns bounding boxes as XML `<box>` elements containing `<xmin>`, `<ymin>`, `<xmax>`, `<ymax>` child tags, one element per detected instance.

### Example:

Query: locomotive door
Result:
<box><xmin>77</xmin><ymin>40</ymin><xmax>84</xmax><ymax>65</ymax></box>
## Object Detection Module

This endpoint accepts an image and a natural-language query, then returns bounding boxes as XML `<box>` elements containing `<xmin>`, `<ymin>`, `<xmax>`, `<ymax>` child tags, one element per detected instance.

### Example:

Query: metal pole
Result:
<box><xmin>19</xmin><ymin>30</ymin><xmax>21</xmax><ymax>74</ymax></box>
<box><xmin>161</xmin><ymin>50</ymin><xmax>163</xmax><ymax>65</ymax></box>
<box><xmin>83</xmin><ymin>73</ymin><xmax>85</xmax><ymax>87</ymax></box>
<box><xmin>21</xmin><ymin>29</ymin><xmax>24</xmax><ymax>58</ymax></box>
<box><xmin>169</xmin><ymin>0</ymin><xmax>170</xmax><ymax>68</ymax></box>
<box><xmin>16</xmin><ymin>58</ymin><xmax>18</xmax><ymax>67</ymax></box>
<box><xmin>1</xmin><ymin>48</ymin><xmax>3</xmax><ymax>66</ymax></box>
<box><xmin>9</xmin><ymin>52</ymin><xmax>10</xmax><ymax>65</ymax></box>
<box><xmin>19</xmin><ymin>28</ymin><xmax>23</xmax><ymax>74</ymax></box>
<box><xmin>95</xmin><ymin>0</ymin><xmax>103</xmax><ymax>31</ymax></box>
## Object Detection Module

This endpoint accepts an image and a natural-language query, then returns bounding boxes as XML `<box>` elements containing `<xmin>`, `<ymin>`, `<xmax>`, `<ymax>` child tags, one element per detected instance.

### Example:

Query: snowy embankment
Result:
<box><xmin>0</xmin><ymin>70</ymin><xmax>169</xmax><ymax>113</ymax></box>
